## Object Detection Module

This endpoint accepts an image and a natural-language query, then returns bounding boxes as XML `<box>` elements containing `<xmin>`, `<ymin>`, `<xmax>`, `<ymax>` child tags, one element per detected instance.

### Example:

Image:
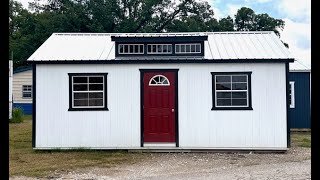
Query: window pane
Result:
<box><xmin>232</xmin><ymin>92</ymin><xmax>247</xmax><ymax>98</ymax></box>
<box><xmin>232</xmin><ymin>99</ymin><xmax>247</xmax><ymax>106</ymax></box>
<box><xmin>74</xmin><ymin>100</ymin><xmax>88</xmax><ymax>106</ymax></box>
<box><xmin>89</xmin><ymin>77</ymin><xmax>103</xmax><ymax>83</ymax></box>
<box><xmin>216</xmin><ymin>83</ymin><xmax>231</xmax><ymax>90</ymax></box>
<box><xmin>89</xmin><ymin>99</ymin><xmax>103</xmax><ymax>106</ymax></box>
<box><xmin>216</xmin><ymin>76</ymin><xmax>231</xmax><ymax>82</ymax></box>
<box><xmin>196</xmin><ymin>44</ymin><xmax>201</xmax><ymax>52</ymax></box>
<box><xmin>129</xmin><ymin>45</ymin><xmax>134</xmax><ymax>53</ymax></box>
<box><xmin>232</xmin><ymin>83</ymin><xmax>247</xmax><ymax>90</ymax></box>
<box><xmin>191</xmin><ymin>45</ymin><xmax>196</xmax><ymax>52</ymax></box>
<box><xmin>232</xmin><ymin>76</ymin><xmax>247</xmax><ymax>82</ymax></box>
<box><xmin>152</xmin><ymin>45</ymin><xmax>157</xmax><ymax>53</ymax></box>
<box><xmin>163</xmin><ymin>79</ymin><xmax>169</xmax><ymax>84</ymax></box>
<box><xmin>163</xmin><ymin>45</ymin><xmax>167</xmax><ymax>52</ymax></box>
<box><xmin>181</xmin><ymin>45</ymin><xmax>185</xmax><ymax>52</ymax></box>
<box><xmin>119</xmin><ymin>45</ymin><xmax>123</xmax><ymax>53</ymax></box>
<box><xmin>217</xmin><ymin>99</ymin><xmax>231</xmax><ymax>106</ymax></box>
<box><xmin>124</xmin><ymin>45</ymin><xmax>129</xmax><ymax>53</ymax></box>
<box><xmin>217</xmin><ymin>92</ymin><xmax>231</xmax><ymax>98</ymax></box>
<box><xmin>74</xmin><ymin>84</ymin><xmax>88</xmax><ymax>91</ymax></box>
<box><xmin>23</xmin><ymin>92</ymin><xmax>32</xmax><ymax>98</ymax></box>
<box><xmin>148</xmin><ymin>45</ymin><xmax>152</xmax><ymax>53</ymax></box>
<box><xmin>89</xmin><ymin>92</ymin><xmax>103</xmax><ymax>98</ymax></box>
<box><xmin>73</xmin><ymin>77</ymin><xmax>87</xmax><ymax>83</ymax></box>
<box><xmin>89</xmin><ymin>84</ymin><xmax>103</xmax><ymax>91</ymax></box>
<box><xmin>159</xmin><ymin>45</ymin><xmax>163</xmax><ymax>52</ymax></box>
<box><xmin>168</xmin><ymin>45</ymin><xmax>172</xmax><ymax>52</ymax></box>
<box><xmin>159</xmin><ymin>76</ymin><xmax>166</xmax><ymax>83</ymax></box>
<box><xmin>74</xmin><ymin>93</ymin><xmax>88</xmax><ymax>99</ymax></box>
<box><xmin>186</xmin><ymin>45</ymin><xmax>190</xmax><ymax>52</ymax></box>
<box><xmin>140</xmin><ymin>45</ymin><xmax>144</xmax><ymax>53</ymax></box>
<box><xmin>289</xmin><ymin>97</ymin><xmax>292</xmax><ymax>105</ymax></box>
<box><xmin>23</xmin><ymin>86</ymin><xmax>30</xmax><ymax>91</ymax></box>
<box><xmin>150</xmin><ymin>80</ymin><xmax>156</xmax><ymax>84</ymax></box>
<box><xmin>134</xmin><ymin>45</ymin><xmax>139</xmax><ymax>53</ymax></box>
<box><xmin>176</xmin><ymin>45</ymin><xmax>180</xmax><ymax>53</ymax></box>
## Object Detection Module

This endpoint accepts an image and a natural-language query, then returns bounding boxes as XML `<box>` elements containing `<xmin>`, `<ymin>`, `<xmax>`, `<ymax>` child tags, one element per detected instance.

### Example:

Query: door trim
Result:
<box><xmin>139</xmin><ymin>69</ymin><xmax>179</xmax><ymax>147</ymax></box>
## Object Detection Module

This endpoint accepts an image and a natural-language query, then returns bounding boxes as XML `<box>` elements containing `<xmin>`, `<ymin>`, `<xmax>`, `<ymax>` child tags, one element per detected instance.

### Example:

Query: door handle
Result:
<box><xmin>172</xmin><ymin>109</ymin><xmax>174</xmax><ymax>112</ymax></box>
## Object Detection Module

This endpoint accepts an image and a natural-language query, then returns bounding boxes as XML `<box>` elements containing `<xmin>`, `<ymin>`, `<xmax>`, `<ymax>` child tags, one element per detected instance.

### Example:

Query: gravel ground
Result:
<box><xmin>11</xmin><ymin>147</ymin><xmax>310</xmax><ymax>180</ymax></box>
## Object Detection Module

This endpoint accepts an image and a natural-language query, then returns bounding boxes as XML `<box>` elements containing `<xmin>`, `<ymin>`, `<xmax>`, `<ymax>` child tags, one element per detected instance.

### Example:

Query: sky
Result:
<box><xmin>17</xmin><ymin>0</ymin><xmax>311</xmax><ymax>67</ymax></box>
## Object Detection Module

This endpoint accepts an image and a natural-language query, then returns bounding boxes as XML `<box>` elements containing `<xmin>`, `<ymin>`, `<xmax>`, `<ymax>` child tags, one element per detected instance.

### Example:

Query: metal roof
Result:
<box><xmin>289</xmin><ymin>60</ymin><xmax>311</xmax><ymax>72</ymax></box>
<box><xmin>27</xmin><ymin>31</ymin><xmax>294</xmax><ymax>61</ymax></box>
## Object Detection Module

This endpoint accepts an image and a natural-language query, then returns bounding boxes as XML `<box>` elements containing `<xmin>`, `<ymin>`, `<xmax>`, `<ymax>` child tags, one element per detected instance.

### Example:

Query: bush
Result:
<box><xmin>10</xmin><ymin>107</ymin><xmax>24</xmax><ymax>123</ymax></box>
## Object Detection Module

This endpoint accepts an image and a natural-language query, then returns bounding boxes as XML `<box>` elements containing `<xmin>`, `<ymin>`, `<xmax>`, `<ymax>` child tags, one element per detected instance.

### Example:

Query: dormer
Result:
<box><xmin>111</xmin><ymin>36</ymin><xmax>208</xmax><ymax>57</ymax></box>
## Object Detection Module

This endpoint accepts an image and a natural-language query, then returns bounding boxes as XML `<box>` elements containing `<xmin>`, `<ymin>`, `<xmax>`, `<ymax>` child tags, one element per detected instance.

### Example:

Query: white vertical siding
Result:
<box><xmin>13</xmin><ymin>70</ymin><xmax>33</xmax><ymax>103</ymax></box>
<box><xmin>36</xmin><ymin>63</ymin><xmax>287</xmax><ymax>149</ymax></box>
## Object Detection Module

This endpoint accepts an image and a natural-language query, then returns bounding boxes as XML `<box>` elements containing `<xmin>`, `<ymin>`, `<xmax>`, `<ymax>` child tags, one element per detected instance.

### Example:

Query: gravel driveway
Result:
<box><xmin>11</xmin><ymin>147</ymin><xmax>310</xmax><ymax>180</ymax></box>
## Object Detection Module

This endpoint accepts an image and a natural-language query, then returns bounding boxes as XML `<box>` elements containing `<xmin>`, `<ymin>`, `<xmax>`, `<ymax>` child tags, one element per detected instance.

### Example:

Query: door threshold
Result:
<box><xmin>143</xmin><ymin>143</ymin><xmax>176</xmax><ymax>147</ymax></box>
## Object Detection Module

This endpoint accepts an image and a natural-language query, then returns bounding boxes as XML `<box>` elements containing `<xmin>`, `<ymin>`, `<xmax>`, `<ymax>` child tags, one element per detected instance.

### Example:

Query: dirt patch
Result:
<box><xmin>11</xmin><ymin>146</ymin><xmax>310</xmax><ymax>180</ymax></box>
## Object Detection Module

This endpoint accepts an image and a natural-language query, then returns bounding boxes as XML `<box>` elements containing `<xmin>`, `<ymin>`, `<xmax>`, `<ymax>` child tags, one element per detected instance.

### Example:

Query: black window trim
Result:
<box><xmin>211</xmin><ymin>72</ymin><xmax>253</xmax><ymax>110</ymax></box>
<box><xmin>68</xmin><ymin>73</ymin><xmax>108</xmax><ymax>111</ymax></box>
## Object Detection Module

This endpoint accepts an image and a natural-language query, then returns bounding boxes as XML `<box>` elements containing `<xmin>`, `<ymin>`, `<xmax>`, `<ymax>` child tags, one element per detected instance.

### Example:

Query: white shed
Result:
<box><xmin>27</xmin><ymin>31</ymin><xmax>294</xmax><ymax>151</ymax></box>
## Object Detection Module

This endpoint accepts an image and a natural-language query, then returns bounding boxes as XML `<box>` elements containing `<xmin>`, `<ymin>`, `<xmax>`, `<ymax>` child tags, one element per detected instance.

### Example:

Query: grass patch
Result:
<box><xmin>291</xmin><ymin>132</ymin><xmax>311</xmax><ymax>148</ymax></box>
<box><xmin>9</xmin><ymin>116</ymin><xmax>145</xmax><ymax>177</ymax></box>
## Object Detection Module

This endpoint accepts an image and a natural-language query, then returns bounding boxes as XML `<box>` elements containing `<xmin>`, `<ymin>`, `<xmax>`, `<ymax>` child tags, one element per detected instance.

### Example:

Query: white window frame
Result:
<box><xmin>147</xmin><ymin>44</ymin><xmax>172</xmax><ymax>54</ymax></box>
<box><xmin>22</xmin><ymin>85</ymin><xmax>32</xmax><ymax>99</ymax></box>
<box><xmin>148</xmin><ymin>75</ymin><xmax>170</xmax><ymax>86</ymax></box>
<box><xmin>215</xmin><ymin>75</ymin><xmax>249</xmax><ymax>108</ymax></box>
<box><xmin>118</xmin><ymin>44</ymin><xmax>144</xmax><ymax>54</ymax></box>
<box><xmin>72</xmin><ymin>76</ymin><xmax>105</xmax><ymax>108</ymax></box>
<box><xmin>175</xmin><ymin>43</ymin><xmax>201</xmax><ymax>54</ymax></box>
<box><xmin>289</xmin><ymin>81</ymin><xmax>295</xmax><ymax>108</ymax></box>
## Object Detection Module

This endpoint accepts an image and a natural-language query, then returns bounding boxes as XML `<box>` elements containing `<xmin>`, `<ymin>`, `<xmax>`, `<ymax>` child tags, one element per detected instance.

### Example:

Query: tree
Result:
<box><xmin>9</xmin><ymin>1</ymin><xmax>289</xmax><ymax>69</ymax></box>
<box><xmin>218</xmin><ymin>16</ymin><xmax>234</xmax><ymax>31</ymax></box>
<box><xmin>234</xmin><ymin>7</ymin><xmax>285</xmax><ymax>37</ymax></box>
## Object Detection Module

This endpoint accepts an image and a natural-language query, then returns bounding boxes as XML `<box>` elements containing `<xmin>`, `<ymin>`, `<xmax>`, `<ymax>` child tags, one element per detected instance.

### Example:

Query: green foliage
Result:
<box><xmin>10</xmin><ymin>107</ymin><xmax>24</xmax><ymax>123</ymax></box>
<box><xmin>234</xmin><ymin>7</ymin><xmax>285</xmax><ymax>37</ymax></box>
<box><xmin>9</xmin><ymin>0</ymin><xmax>287</xmax><ymax>69</ymax></box>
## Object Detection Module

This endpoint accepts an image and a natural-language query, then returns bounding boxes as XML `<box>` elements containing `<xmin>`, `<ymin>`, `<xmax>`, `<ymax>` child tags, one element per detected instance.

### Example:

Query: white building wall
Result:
<box><xmin>13</xmin><ymin>70</ymin><xmax>33</xmax><ymax>103</ymax></box>
<box><xmin>35</xmin><ymin>63</ymin><xmax>287</xmax><ymax>149</ymax></box>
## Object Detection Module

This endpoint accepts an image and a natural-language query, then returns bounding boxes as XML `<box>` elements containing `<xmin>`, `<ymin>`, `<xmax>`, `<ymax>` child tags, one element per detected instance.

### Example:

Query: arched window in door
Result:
<box><xmin>149</xmin><ymin>75</ymin><xmax>170</xmax><ymax>86</ymax></box>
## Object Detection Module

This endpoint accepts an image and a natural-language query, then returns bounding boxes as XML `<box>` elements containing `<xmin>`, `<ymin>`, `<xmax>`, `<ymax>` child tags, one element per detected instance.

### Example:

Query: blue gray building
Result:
<box><xmin>288</xmin><ymin>60</ymin><xmax>311</xmax><ymax>129</ymax></box>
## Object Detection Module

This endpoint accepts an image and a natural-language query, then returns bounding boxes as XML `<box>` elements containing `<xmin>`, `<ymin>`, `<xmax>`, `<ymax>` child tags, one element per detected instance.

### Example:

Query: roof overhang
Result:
<box><xmin>289</xmin><ymin>70</ymin><xmax>311</xmax><ymax>73</ymax></box>
<box><xmin>13</xmin><ymin>67</ymin><xmax>33</xmax><ymax>74</ymax></box>
<box><xmin>28</xmin><ymin>59</ymin><xmax>294</xmax><ymax>64</ymax></box>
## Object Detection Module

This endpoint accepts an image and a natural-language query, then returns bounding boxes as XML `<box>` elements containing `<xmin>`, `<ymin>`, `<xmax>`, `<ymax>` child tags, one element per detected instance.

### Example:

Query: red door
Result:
<box><xmin>143</xmin><ymin>72</ymin><xmax>176</xmax><ymax>143</ymax></box>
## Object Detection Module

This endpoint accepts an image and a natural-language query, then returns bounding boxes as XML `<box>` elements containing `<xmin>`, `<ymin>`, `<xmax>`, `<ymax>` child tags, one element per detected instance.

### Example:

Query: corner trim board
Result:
<box><xmin>32</xmin><ymin>64</ymin><xmax>36</xmax><ymax>147</ymax></box>
<box><xmin>286</xmin><ymin>63</ymin><xmax>291</xmax><ymax>147</ymax></box>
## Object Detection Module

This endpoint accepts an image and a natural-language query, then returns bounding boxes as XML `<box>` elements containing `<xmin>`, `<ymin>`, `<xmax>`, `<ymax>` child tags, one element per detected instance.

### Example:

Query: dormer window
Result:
<box><xmin>147</xmin><ymin>44</ymin><xmax>172</xmax><ymax>54</ymax></box>
<box><xmin>119</xmin><ymin>44</ymin><xmax>144</xmax><ymax>54</ymax></box>
<box><xmin>112</xmin><ymin>36</ymin><xmax>207</xmax><ymax>57</ymax></box>
<box><xmin>175</xmin><ymin>43</ymin><xmax>201</xmax><ymax>54</ymax></box>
